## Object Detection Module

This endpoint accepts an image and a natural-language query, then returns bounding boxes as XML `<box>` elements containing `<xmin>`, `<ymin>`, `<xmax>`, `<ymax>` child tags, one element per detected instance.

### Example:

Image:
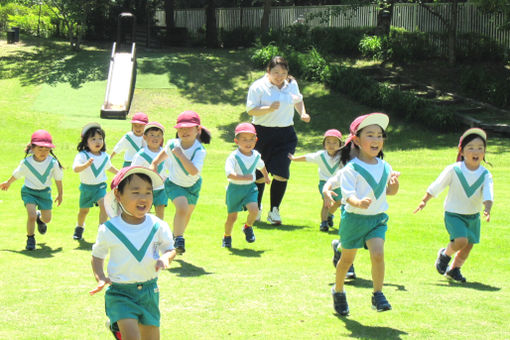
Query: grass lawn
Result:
<box><xmin>0</xmin><ymin>37</ymin><xmax>509</xmax><ymax>339</ymax></box>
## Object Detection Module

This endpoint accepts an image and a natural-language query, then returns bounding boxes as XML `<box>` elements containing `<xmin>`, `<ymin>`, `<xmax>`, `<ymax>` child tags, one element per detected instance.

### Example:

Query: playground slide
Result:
<box><xmin>100</xmin><ymin>42</ymin><xmax>136</xmax><ymax>119</ymax></box>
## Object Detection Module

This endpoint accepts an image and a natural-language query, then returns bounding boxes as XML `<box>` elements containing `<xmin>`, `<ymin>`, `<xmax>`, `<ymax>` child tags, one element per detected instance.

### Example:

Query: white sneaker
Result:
<box><xmin>255</xmin><ymin>205</ymin><xmax>262</xmax><ymax>222</ymax></box>
<box><xmin>267</xmin><ymin>207</ymin><xmax>282</xmax><ymax>225</ymax></box>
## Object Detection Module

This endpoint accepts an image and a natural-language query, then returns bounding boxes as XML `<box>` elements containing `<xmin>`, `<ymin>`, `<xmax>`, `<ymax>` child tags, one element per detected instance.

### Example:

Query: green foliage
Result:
<box><xmin>460</xmin><ymin>66</ymin><xmax>510</xmax><ymax>108</ymax></box>
<box><xmin>387</xmin><ymin>26</ymin><xmax>436</xmax><ymax>63</ymax></box>
<box><xmin>456</xmin><ymin>32</ymin><xmax>505</xmax><ymax>62</ymax></box>
<box><xmin>0</xmin><ymin>2</ymin><xmax>61</xmax><ymax>38</ymax></box>
<box><xmin>219</xmin><ymin>27</ymin><xmax>257</xmax><ymax>48</ymax></box>
<box><xmin>310</xmin><ymin>26</ymin><xmax>368</xmax><ymax>57</ymax></box>
<box><xmin>250</xmin><ymin>43</ymin><xmax>282</xmax><ymax>69</ymax></box>
<box><xmin>296</xmin><ymin>47</ymin><xmax>327</xmax><ymax>82</ymax></box>
<box><xmin>359</xmin><ymin>34</ymin><xmax>385</xmax><ymax>60</ymax></box>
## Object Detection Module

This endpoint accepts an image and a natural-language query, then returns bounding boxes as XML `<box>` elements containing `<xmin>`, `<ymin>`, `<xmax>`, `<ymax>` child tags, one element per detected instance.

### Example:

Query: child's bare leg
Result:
<box><xmin>172</xmin><ymin>196</ymin><xmax>189</xmax><ymax>237</ymax></box>
<box><xmin>140</xmin><ymin>324</ymin><xmax>160</xmax><ymax>340</ymax></box>
<box><xmin>366</xmin><ymin>237</ymin><xmax>385</xmax><ymax>292</ymax></box>
<box><xmin>451</xmin><ymin>242</ymin><xmax>474</xmax><ymax>268</ymax></box>
<box><xmin>335</xmin><ymin>248</ymin><xmax>357</xmax><ymax>292</ymax></box>
<box><xmin>155</xmin><ymin>205</ymin><xmax>165</xmax><ymax>220</ymax></box>
<box><xmin>117</xmin><ymin>318</ymin><xmax>140</xmax><ymax>340</ymax></box>
<box><xmin>26</xmin><ymin>204</ymin><xmax>37</xmax><ymax>236</ymax></box>
<box><xmin>98</xmin><ymin>198</ymin><xmax>108</xmax><ymax>225</ymax></box>
<box><xmin>40</xmin><ymin>209</ymin><xmax>52</xmax><ymax>224</ymax></box>
<box><xmin>321</xmin><ymin>199</ymin><xmax>329</xmax><ymax>222</ymax></box>
<box><xmin>225</xmin><ymin>212</ymin><xmax>238</xmax><ymax>236</ymax></box>
<box><xmin>183</xmin><ymin>204</ymin><xmax>196</xmax><ymax>231</ymax></box>
<box><xmin>329</xmin><ymin>201</ymin><xmax>342</xmax><ymax>216</ymax></box>
<box><xmin>445</xmin><ymin>237</ymin><xmax>469</xmax><ymax>257</ymax></box>
<box><xmin>77</xmin><ymin>208</ymin><xmax>89</xmax><ymax>227</ymax></box>
<box><xmin>245</xmin><ymin>202</ymin><xmax>258</xmax><ymax>226</ymax></box>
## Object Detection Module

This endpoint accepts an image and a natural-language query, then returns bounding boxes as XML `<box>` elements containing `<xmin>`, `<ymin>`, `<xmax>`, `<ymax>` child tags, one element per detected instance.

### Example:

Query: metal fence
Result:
<box><xmin>154</xmin><ymin>3</ymin><xmax>510</xmax><ymax>48</ymax></box>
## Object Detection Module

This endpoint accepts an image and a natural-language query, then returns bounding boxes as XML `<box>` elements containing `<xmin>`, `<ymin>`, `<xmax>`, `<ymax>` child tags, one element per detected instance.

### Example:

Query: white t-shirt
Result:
<box><xmin>72</xmin><ymin>151</ymin><xmax>113</xmax><ymax>185</ymax></box>
<box><xmin>92</xmin><ymin>214</ymin><xmax>174</xmax><ymax>283</ymax></box>
<box><xmin>427</xmin><ymin>161</ymin><xmax>493</xmax><ymax>214</ymax></box>
<box><xmin>13</xmin><ymin>155</ymin><xmax>63</xmax><ymax>190</ymax></box>
<box><xmin>225</xmin><ymin>149</ymin><xmax>265</xmax><ymax>185</ymax></box>
<box><xmin>131</xmin><ymin>147</ymin><xmax>167</xmax><ymax>190</ymax></box>
<box><xmin>112</xmin><ymin>131</ymin><xmax>144</xmax><ymax>162</ymax></box>
<box><xmin>305</xmin><ymin>150</ymin><xmax>342</xmax><ymax>181</ymax></box>
<box><xmin>164</xmin><ymin>138</ymin><xmax>206</xmax><ymax>187</ymax></box>
<box><xmin>246</xmin><ymin>74</ymin><xmax>303</xmax><ymax>127</ymax></box>
<box><xmin>341</xmin><ymin>157</ymin><xmax>393</xmax><ymax>215</ymax></box>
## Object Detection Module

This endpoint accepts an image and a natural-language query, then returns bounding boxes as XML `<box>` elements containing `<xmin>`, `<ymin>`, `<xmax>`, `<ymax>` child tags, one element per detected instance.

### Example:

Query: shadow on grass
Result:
<box><xmin>433</xmin><ymin>280</ymin><xmax>500</xmax><ymax>291</ymax></box>
<box><xmin>168</xmin><ymin>259</ymin><xmax>213</xmax><ymax>277</ymax></box>
<box><xmin>227</xmin><ymin>247</ymin><xmax>265</xmax><ymax>257</ymax></box>
<box><xmin>255</xmin><ymin>222</ymin><xmax>306</xmax><ymax>231</ymax></box>
<box><xmin>0</xmin><ymin>243</ymin><xmax>62</xmax><ymax>258</ymax></box>
<box><xmin>335</xmin><ymin>317</ymin><xmax>408</xmax><ymax>340</ymax></box>
<box><xmin>328</xmin><ymin>279</ymin><xmax>407</xmax><ymax>292</ymax></box>
<box><xmin>74</xmin><ymin>239</ymin><xmax>94</xmax><ymax>251</ymax></box>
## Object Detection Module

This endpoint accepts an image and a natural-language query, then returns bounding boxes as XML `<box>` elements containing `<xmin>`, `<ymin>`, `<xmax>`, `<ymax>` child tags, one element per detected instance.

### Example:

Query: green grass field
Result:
<box><xmin>0</xmin><ymin>37</ymin><xmax>509</xmax><ymax>339</ymax></box>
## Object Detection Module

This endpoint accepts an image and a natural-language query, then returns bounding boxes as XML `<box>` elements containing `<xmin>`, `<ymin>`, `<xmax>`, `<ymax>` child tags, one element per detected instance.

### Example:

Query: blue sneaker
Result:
<box><xmin>435</xmin><ymin>248</ymin><xmax>451</xmax><ymax>275</ymax></box>
<box><xmin>36</xmin><ymin>210</ymin><xmax>47</xmax><ymax>235</ymax></box>
<box><xmin>26</xmin><ymin>235</ymin><xmax>36</xmax><ymax>251</ymax></box>
<box><xmin>445</xmin><ymin>266</ymin><xmax>466</xmax><ymax>283</ymax></box>
<box><xmin>320</xmin><ymin>221</ymin><xmax>329</xmax><ymax>232</ymax></box>
<box><xmin>73</xmin><ymin>226</ymin><xmax>84</xmax><ymax>240</ymax></box>
<box><xmin>327</xmin><ymin>214</ymin><xmax>334</xmax><ymax>227</ymax></box>
<box><xmin>175</xmin><ymin>236</ymin><xmax>185</xmax><ymax>254</ymax></box>
<box><xmin>332</xmin><ymin>288</ymin><xmax>349</xmax><ymax>316</ymax></box>
<box><xmin>222</xmin><ymin>236</ymin><xmax>232</xmax><ymax>248</ymax></box>
<box><xmin>243</xmin><ymin>226</ymin><xmax>255</xmax><ymax>243</ymax></box>
<box><xmin>372</xmin><ymin>291</ymin><xmax>391</xmax><ymax>312</ymax></box>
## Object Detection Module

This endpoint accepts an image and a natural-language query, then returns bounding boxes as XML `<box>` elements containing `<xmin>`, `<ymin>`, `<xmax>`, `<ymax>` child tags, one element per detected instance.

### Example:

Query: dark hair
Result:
<box><xmin>340</xmin><ymin>127</ymin><xmax>386</xmax><ymax>165</ymax></box>
<box><xmin>24</xmin><ymin>144</ymin><xmax>63</xmax><ymax>169</ymax></box>
<box><xmin>77</xmin><ymin>127</ymin><xmax>106</xmax><ymax>152</ymax></box>
<box><xmin>144</xmin><ymin>127</ymin><xmax>163</xmax><ymax>135</ymax></box>
<box><xmin>266</xmin><ymin>56</ymin><xmax>295</xmax><ymax>83</ymax></box>
<box><xmin>459</xmin><ymin>134</ymin><xmax>490</xmax><ymax>165</ymax></box>
<box><xmin>175</xmin><ymin>126</ymin><xmax>211</xmax><ymax>145</ymax></box>
<box><xmin>117</xmin><ymin>173</ymin><xmax>153</xmax><ymax>194</ymax></box>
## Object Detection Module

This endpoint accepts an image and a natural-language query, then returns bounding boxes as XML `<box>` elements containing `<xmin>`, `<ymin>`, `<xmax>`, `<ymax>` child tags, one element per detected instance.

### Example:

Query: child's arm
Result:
<box><xmin>73</xmin><ymin>158</ymin><xmax>94</xmax><ymax>173</ymax></box>
<box><xmin>294</xmin><ymin>101</ymin><xmax>310</xmax><ymax>122</ymax></box>
<box><xmin>150</xmin><ymin>150</ymin><xmax>169</xmax><ymax>172</ymax></box>
<box><xmin>322</xmin><ymin>180</ymin><xmax>337</xmax><ymax>208</ymax></box>
<box><xmin>247</xmin><ymin>102</ymin><xmax>280</xmax><ymax>116</ymax></box>
<box><xmin>54</xmin><ymin>180</ymin><xmax>63</xmax><ymax>206</ymax></box>
<box><xmin>155</xmin><ymin>249</ymin><xmax>177</xmax><ymax>271</ymax></box>
<box><xmin>0</xmin><ymin>176</ymin><xmax>16</xmax><ymax>191</ymax></box>
<box><xmin>227</xmin><ymin>173</ymin><xmax>255</xmax><ymax>181</ymax></box>
<box><xmin>109</xmin><ymin>151</ymin><xmax>117</xmax><ymax>161</ymax></box>
<box><xmin>346</xmin><ymin>196</ymin><xmax>372</xmax><ymax>209</ymax></box>
<box><xmin>386</xmin><ymin>171</ymin><xmax>400</xmax><ymax>196</ymax></box>
<box><xmin>260</xmin><ymin>167</ymin><xmax>271</xmax><ymax>184</ymax></box>
<box><xmin>288</xmin><ymin>153</ymin><xmax>307</xmax><ymax>162</ymax></box>
<box><xmin>89</xmin><ymin>256</ymin><xmax>111</xmax><ymax>295</ymax></box>
<box><xmin>172</xmin><ymin>147</ymin><xmax>199</xmax><ymax>175</ymax></box>
<box><xmin>414</xmin><ymin>192</ymin><xmax>433</xmax><ymax>213</ymax></box>
<box><xmin>108</xmin><ymin>165</ymin><xmax>119</xmax><ymax>175</ymax></box>
<box><xmin>483</xmin><ymin>200</ymin><xmax>493</xmax><ymax>222</ymax></box>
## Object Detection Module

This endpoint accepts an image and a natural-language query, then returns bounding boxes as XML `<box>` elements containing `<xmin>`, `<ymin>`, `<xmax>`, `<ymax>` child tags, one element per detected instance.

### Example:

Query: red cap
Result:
<box><xmin>235</xmin><ymin>122</ymin><xmax>257</xmax><ymax>136</ymax></box>
<box><xmin>323</xmin><ymin>129</ymin><xmax>342</xmax><ymax>140</ymax></box>
<box><xmin>144</xmin><ymin>121</ymin><xmax>165</xmax><ymax>134</ymax></box>
<box><xmin>30</xmin><ymin>130</ymin><xmax>55</xmax><ymax>148</ymax></box>
<box><xmin>131</xmin><ymin>112</ymin><xmax>149</xmax><ymax>125</ymax></box>
<box><xmin>174</xmin><ymin>111</ymin><xmax>201</xmax><ymax>128</ymax></box>
<box><xmin>110</xmin><ymin>166</ymin><xmax>163</xmax><ymax>190</ymax></box>
<box><xmin>457</xmin><ymin>127</ymin><xmax>487</xmax><ymax>162</ymax></box>
<box><xmin>344</xmin><ymin>113</ymin><xmax>389</xmax><ymax>145</ymax></box>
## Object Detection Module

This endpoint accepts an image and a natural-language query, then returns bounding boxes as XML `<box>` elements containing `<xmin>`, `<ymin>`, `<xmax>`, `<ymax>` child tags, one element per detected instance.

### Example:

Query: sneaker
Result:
<box><xmin>327</xmin><ymin>214</ymin><xmax>334</xmax><ymax>227</ymax></box>
<box><xmin>331</xmin><ymin>240</ymin><xmax>356</xmax><ymax>279</ymax></box>
<box><xmin>105</xmin><ymin>320</ymin><xmax>122</xmax><ymax>340</ymax></box>
<box><xmin>445</xmin><ymin>266</ymin><xmax>467</xmax><ymax>283</ymax></box>
<box><xmin>36</xmin><ymin>210</ymin><xmax>47</xmax><ymax>235</ymax></box>
<box><xmin>320</xmin><ymin>221</ymin><xmax>329</xmax><ymax>232</ymax></box>
<box><xmin>435</xmin><ymin>248</ymin><xmax>451</xmax><ymax>275</ymax></box>
<box><xmin>267</xmin><ymin>207</ymin><xmax>282</xmax><ymax>225</ymax></box>
<box><xmin>175</xmin><ymin>236</ymin><xmax>185</xmax><ymax>254</ymax></box>
<box><xmin>73</xmin><ymin>226</ymin><xmax>84</xmax><ymax>240</ymax></box>
<box><xmin>331</xmin><ymin>288</ymin><xmax>349</xmax><ymax>316</ymax></box>
<box><xmin>243</xmin><ymin>226</ymin><xmax>255</xmax><ymax>243</ymax></box>
<box><xmin>346</xmin><ymin>265</ymin><xmax>356</xmax><ymax>279</ymax></box>
<box><xmin>255</xmin><ymin>205</ymin><xmax>262</xmax><ymax>222</ymax></box>
<box><xmin>222</xmin><ymin>236</ymin><xmax>232</xmax><ymax>248</ymax></box>
<box><xmin>26</xmin><ymin>235</ymin><xmax>36</xmax><ymax>251</ymax></box>
<box><xmin>372</xmin><ymin>291</ymin><xmax>392</xmax><ymax>312</ymax></box>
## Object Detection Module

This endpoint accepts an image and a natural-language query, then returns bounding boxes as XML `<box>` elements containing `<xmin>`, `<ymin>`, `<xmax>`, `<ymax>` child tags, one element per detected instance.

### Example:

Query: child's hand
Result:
<box><xmin>89</xmin><ymin>278</ymin><xmax>111</xmax><ymax>295</ymax></box>
<box><xmin>0</xmin><ymin>181</ymin><xmax>10</xmax><ymax>191</ymax></box>
<box><xmin>413</xmin><ymin>201</ymin><xmax>426</xmax><ymax>214</ymax></box>
<box><xmin>85</xmin><ymin>158</ymin><xmax>94</xmax><ymax>167</ymax></box>
<box><xmin>389</xmin><ymin>171</ymin><xmax>400</xmax><ymax>184</ymax></box>
<box><xmin>269</xmin><ymin>101</ymin><xmax>280</xmax><ymax>111</ymax></box>
<box><xmin>155</xmin><ymin>258</ymin><xmax>169</xmax><ymax>271</ymax></box>
<box><xmin>54</xmin><ymin>195</ymin><xmax>63</xmax><ymax>207</ymax></box>
<box><xmin>483</xmin><ymin>209</ymin><xmax>491</xmax><ymax>222</ymax></box>
<box><xmin>264</xmin><ymin>175</ymin><xmax>271</xmax><ymax>184</ymax></box>
<box><xmin>300</xmin><ymin>112</ymin><xmax>311</xmax><ymax>123</ymax></box>
<box><xmin>288</xmin><ymin>153</ymin><xmax>295</xmax><ymax>161</ymax></box>
<box><xmin>357</xmin><ymin>197</ymin><xmax>372</xmax><ymax>209</ymax></box>
<box><xmin>172</xmin><ymin>146</ymin><xmax>184</xmax><ymax>157</ymax></box>
<box><xmin>323</xmin><ymin>191</ymin><xmax>336</xmax><ymax>207</ymax></box>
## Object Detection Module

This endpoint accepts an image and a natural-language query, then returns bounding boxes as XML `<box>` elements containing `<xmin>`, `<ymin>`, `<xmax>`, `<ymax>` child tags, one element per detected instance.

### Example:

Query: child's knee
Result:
<box><xmin>453</xmin><ymin>237</ymin><xmax>468</xmax><ymax>249</ymax></box>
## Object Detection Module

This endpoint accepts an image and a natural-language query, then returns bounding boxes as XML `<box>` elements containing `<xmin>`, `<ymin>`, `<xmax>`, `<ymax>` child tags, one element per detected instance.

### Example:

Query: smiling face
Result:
<box><xmin>323</xmin><ymin>136</ymin><xmax>342</xmax><ymax>155</ymax></box>
<box><xmin>177</xmin><ymin>126</ymin><xmax>199</xmax><ymax>147</ymax></box>
<box><xmin>235</xmin><ymin>132</ymin><xmax>257</xmax><ymax>155</ymax></box>
<box><xmin>87</xmin><ymin>132</ymin><xmax>104</xmax><ymax>155</ymax></box>
<box><xmin>267</xmin><ymin>64</ymin><xmax>288</xmax><ymax>89</ymax></box>
<box><xmin>354</xmin><ymin>124</ymin><xmax>384</xmax><ymax>163</ymax></box>
<box><xmin>460</xmin><ymin>137</ymin><xmax>485</xmax><ymax>170</ymax></box>
<box><xmin>114</xmin><ymin>174</ymin><xmax>153</xmax><ymax>224</ymax></box>
<box><xmin>132</xmin><ymin>123</ymin><xmax>146</xmax><ymax>137</ymax></box>
<box><xmin>144</xmin><ymin>128</ymin><xmax>164</xmax><ymax>152</ymax></box>
<box><xmin>32</xmin><ymin>145</ymin><xmax>51</xmax><ymax>162</ymax></box>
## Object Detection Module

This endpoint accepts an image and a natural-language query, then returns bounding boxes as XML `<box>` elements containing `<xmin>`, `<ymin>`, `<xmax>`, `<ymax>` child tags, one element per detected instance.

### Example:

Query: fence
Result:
<box><xmin>154</xmin><ymin>3</ymin><xmax>510</xmax><ymax>48</ymax></box>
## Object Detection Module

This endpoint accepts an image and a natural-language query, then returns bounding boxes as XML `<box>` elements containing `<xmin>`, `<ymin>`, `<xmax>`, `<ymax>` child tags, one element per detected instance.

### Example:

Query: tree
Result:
<box><xmin>261</xmin><ymin>0</ymin><xmax>271</xmax><ymax>33</ymax></box>
<box><xmin>164</xmin><ymin>0</ymin><xmax>175</xmax><ymax>29</ymax></box>
<box><xmin>205</xmin><ymin>0</ymin><xmax>218</xmax><ymax>47</ymax></box>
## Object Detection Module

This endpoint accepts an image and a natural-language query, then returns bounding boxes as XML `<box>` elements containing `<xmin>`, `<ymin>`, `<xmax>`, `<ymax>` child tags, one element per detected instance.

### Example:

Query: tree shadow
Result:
<box><xmin>74</xmin><ymin>239</ymin><xmax>95</xmax><ymax>251</ymax></box>
<box><xmin>432</xmin><ymin>280</ymin><xmax>501</xmax><ymax>291</ymax></box>
<box><xmin>168</xmin><ymin>259</ymin><xmax>213</xmax><ymax>277</ymax></box>
<box><xmin>255</xmin><ymin>222</ymin><xmax>306</xmax><ymax>231</ymax></box>
<box><xmin>226</xmin><ymin>247</ymin><xmax>265</xmax><ymax>257</ymax></box>
<box><xmin>335</xmin><ymin>317</ymin><xmax>408</xmax><ymax>340</ymax></box>
<box><xmin>0</xmin><ymin>243</ymin><xmax>62</xmax><ymax>258</ymax></box>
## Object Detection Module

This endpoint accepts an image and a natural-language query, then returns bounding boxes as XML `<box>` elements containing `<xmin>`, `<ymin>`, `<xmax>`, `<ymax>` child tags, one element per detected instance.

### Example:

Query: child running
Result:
<box><xmin>151</xmin><ymin>111</ymin><xmax>211</xmax><ymax>254</ymax></box>
<box><xmin>0</xmin><ymin>130</ymin><xmax>63</xmax><ymax>250</ymax></box>
<box><xmin>90</xmin><ymin>166</ymin><xmax>176</xmax><ymax>340</ymax></box>
<box><xmin>288</xmin><ymin>129</ymin><xmax>344</xmax><ymax>232</ymax></box>
<box><xmin>111</xmin><ymin>112</ymin><xmax>149</xmax><ymax>168</ymax></box>
<box><xmin>331</xmin><ymin>113</ymin><xmax>400</xmax><ymax>316</ymax></box>
<box><xmin>414</xmin><ymin>128</ymin><xmax>493</xmax><ymax>283</ymax></box>
<box><xmin>72</xmin><ymin>123</ymin><xmax>118</xmax><ymax>241</ymax></box>
<box><xmin>223</xmin><ymin>123</ymin><xmax>270</xmax><ymax>248</ymax></box>
<box><xmin>131</xmin><ymin>122</ymin><xmax>168</xmax><ymax>220</ymax></box>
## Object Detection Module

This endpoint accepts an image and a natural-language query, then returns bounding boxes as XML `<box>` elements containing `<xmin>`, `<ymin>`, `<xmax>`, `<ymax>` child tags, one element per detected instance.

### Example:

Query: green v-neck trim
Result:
<box><xmin>350</xmin><ymin>161</ymin><xmax>390</xmax><ymax>200</ymax></box>
<box><xmin>23</xmin><ymin>158</ymin><xmax>55</xmax><ymax>185</ymax></box>
<box><xmin>139</xmin><ymin>152</ymin><xmax>164</xmax><ymax>173</ymax></box>
<box><xmin>320</xmin><ymin>152</ymin><xmax>339</xmax><ymax>175</ymax></box>
<box><xmin>169</xmin><ymin>141</ymin><xmax>203</xmax><ymax>176</ymax></box>
<box><xmin>453</xmin><ymin>166</ymin><xmax>487</xmax><ymax>198</ymax></box>
<box><xmin>104</xmin><ymin>221</ymin><xmax>160</xmax><ymax>262</ymax></box>
<box><xmin>235</xmin><ymin>154</ymin><xmax>260</xmax><ymax>175</ymax></box>
<box><xmin>83</xmin><ymin>152</ymin><xmax>108</xmax><ymax>177</ymax></box>
<box><xmin>125</xmin><ymin>134</ymin><xmax>141</xmax><ymax>153</ymax></box>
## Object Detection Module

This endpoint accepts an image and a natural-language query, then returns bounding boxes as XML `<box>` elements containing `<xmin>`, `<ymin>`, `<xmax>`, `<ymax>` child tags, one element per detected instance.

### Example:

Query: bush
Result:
<box><xmin>456</xmin><ymin>32</ymin><xmax>504</xmax><ymax>63</ymax></box>
<box><xmin>310</xmin><ymin>27</ymin><xmax>368</xmax><ymax>57</ymax></box>
<box><xmin>220</xmin><ymin>27</ymin><xmax>257</xmax><ymax>48</ymax></box>
<box><xmin>297</xmin><ymin>47</ymin><xmax>327</xmax><ymax>82</ymax></box>
<box><xmin>0</xmin><ymin>3</ymin><xmax>59</xmax><ymax>38</ymax></box>
<box><xmin>460</xmin><ymin>66</ymin><xmax>510</xmax><ymax>108</ymax></box>
<box><xmin>359</xmin><ymin>35</ymin><xmax>385</xmax><ymax>60</ymax></box>
<box><xmin>386</xmin><ymin>27</ymin><xmax>436</xmax><ymax>63</ymax></box>
<box><xmin>250</xmin><ymin>43</ymin><xmax>283</xmax><ymax>69</ymax></box>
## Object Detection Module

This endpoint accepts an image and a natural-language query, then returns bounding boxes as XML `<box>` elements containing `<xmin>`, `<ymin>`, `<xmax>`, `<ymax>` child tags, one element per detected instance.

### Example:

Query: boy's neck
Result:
<box><xmin>326</xmin><ymin>150</ymin><xmax>337</xmax><ymax>157</ymax></box>
<box><xmin>147</xmin><ymin>145</ymin><xmax>160</xmax><ymax>153</ymax></box>
<box><xmin>121</xmin><ymin>213</ymin><xmax>146</xmax><ymax>225</ymax></box>
<box><xmin>238</xmin><ymin>148</ymin><xmax>253</xmax><ymax>157</ymax></box>
<box><xmin>89</xmin><ymin>150</ymin><xmax>101</xmax><ymax>156</ymax></box>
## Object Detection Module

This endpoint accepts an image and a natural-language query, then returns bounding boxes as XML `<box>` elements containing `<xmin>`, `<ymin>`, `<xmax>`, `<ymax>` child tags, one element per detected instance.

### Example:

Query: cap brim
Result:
<box><xmin>131</xmin><ymin>120</ymin><xmax>148</xmax><ymax>125</ymax></box>
<box><xmin>144</xmin><ymin>123</ymin><xmax>165</xmax><ymax>133</ymax></box>
<box><xmin>358</xmin><ymin>113</ymin><xmax>389</xmax><ymax>131</ymax></box>
<box><xmin>174</xmin><ymin>122</ymin><xmax>199</xmax><ymax>129</ymax></box>
<box><xmin>81</xmin><ymin>123</ymin><xmax>101</xmax><ymax>137</ymax></box>
<box><xmin>235</xmin><ymin>130</ymin><xmax>257</xmax><ymax>136</ymax></box>
<box><xmin>460</xmin><ymin>128</ymin><xmax>487</xmax><ymax>143</ymax></box>
<box><xmin>119</xmin><ymin>167</ymin><xmax>164</xmax><ymax>189</ymax></box>
<box><xmin>32</xmin><ymin>142</ymin><xmax>55</xmax><ymax>148</ymax></box>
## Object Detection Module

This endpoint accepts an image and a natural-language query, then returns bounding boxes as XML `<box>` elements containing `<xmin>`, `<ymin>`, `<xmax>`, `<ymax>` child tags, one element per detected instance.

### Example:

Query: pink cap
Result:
<box><xmin>131</xmin><ymin>112</ymin><xmax>149</xmax><ymax>125</ymax></box>
<box><xmin>174</xmin><ymin>111</ymin><xmax>201</xmax><ymax>128</ymax></box>
<box><xmin>456</xmin><ymin>127</ymin><xmax>487</xmax><ymax>162</ymax></box>
<box><xmin>235</xmin><ymin>122</ymin><xmax>257</xmax><ymax>136</ymax></box>
<box><xmin>144</xmin><ymin>121</ymin><xmax>165</xmax><ymax>134</ymax></box>
<box><xmin>344</xmin><ymin>113</ymin><xmax>389</xmax><ymax>145</ymax></box>
<box><xmin>323</xmin><ymin>129</ymin><xmax>342</xmax><ymax>140</ymax></box>
<box><xmin>30</xmin><ymin>130</ymin><xmax>55</xmax><ymax>148</ymax></box>
<box><xmin>110</xmin><ymin>166</ymin><xmax>163</xmax><ymax>190</ymax></box>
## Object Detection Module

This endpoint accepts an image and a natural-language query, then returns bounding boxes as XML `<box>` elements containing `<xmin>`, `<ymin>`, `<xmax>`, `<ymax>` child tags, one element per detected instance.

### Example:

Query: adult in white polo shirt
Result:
<box><xmin>246</xmin><ymin>56</ymin><xmax>310</xmax><ymax>225</ymax></box>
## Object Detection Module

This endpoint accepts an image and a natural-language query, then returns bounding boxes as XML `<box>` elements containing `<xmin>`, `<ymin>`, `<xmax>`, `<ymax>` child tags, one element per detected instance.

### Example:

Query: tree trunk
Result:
<box><xmin>261</xmin><ymin>0</ymin><xmax>271</xmax><ymax>34</ymax></box>
<box><xmin>448</xmin><ymin>0</ymin><xmax>458</xmax><ymax>65</ymax></box>
<box><xmin>205</xmin><ymin>0</ymin><xmax>218</xmax><ymax>48</ymax></box>
<box><xmin>376</xmin><ymin>0</ymin><xmax>394</xmax><ymax>36</ymax></box>
<box><xmin>164</xmin><ymin>0</ymin><xmax>175</xmax><ymax>30</ymax></box>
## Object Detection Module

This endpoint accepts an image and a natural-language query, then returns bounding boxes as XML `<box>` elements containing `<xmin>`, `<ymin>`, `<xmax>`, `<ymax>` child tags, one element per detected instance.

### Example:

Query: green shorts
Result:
<box><xmin>21</xmin><ymin>185</ymin><xmax>52</xmax><ymax>210</ymax></box>
<box><xmin>339</xmin><ymin>210</ymin><xmax>388</xmax><ymax>249</ymax></box>
<box><xmin>105</xmin><ymin>278</ymin><xmax>160</xmax><ymax>327</ymax></box>
<box><xmin>318</xmin><ymin>180</ymin><xmax>342</xmax><ymax>201</ymax></box>
<box><xmin>153</xmin><ymin>188</ymin><xmax>168</xmax><ymax>207</ymax></box>
<box><xmin>165</xmin><ymin>177</ymin><xmax>202</xmax><ymax>205</ymax></box>
<box><xmin>79</xmin><ymin>182</ymin><xmax>107</xmax><ymax>208</ymax></box>
<box><xmin>444</xmin><ymin>211</ymin><xmax>480</xmax><ymax>244</ymax></box>
<box><xmin>226</xmin><ymin>182</ymin><xmax>258</xmax><ymax>213</ymax></box>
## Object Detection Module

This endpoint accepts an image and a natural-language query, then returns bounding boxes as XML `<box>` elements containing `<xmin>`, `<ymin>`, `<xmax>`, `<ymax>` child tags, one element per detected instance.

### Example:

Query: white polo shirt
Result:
<box><xmin>225</xmin><ymin>149</ymin><xmax>265</xmax><ymax>185</ymax></box>
<box><xmin>131</xmin><ymin>147</ymin><xmax>167</xmax><ymax>191</ymax></box>
<box><xmin>72</xmin><ymin>151</ymin><xmax>113</xmax><ymax>185</ymax></box>
<box><xmin>246</xmin><ymin>74</ymin><xmax>303</xmax><ymax>127</ymax></box>
<box><xmin>304</xmin><ymin>150</ymin><xmax>342</xmax><ymax>181</ymax></box>
<box><xmin>13</xmin><ymin>155</ymin><xmax>63</xmax><ymax>190</ymax></box>
<box><xmin>427</xmin><ymin>161</ymin><xmax>493</xmax><ymax>215</ymax></box>
<box><xmin>164</xmin><ymin>138</ymin><xmax>206</xmax><ymax>187</ymax></box>
<box><xmin>112</xmin><ymin>131</ymin><xmax>144</xmax><ymax>162</ymax></box>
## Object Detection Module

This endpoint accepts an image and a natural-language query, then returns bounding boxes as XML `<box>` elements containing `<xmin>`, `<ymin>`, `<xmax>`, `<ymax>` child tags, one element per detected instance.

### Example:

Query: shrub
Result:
<box><xmin>359</xmin><ymin>35</ymin><xmax>385</xmax><ymax>60</ymax></box>
<box><xmin>311</xmin><ymin>26</ymin><xmax>368</xmax><ymax>57</ymax></box>
<box><xmin>250</xmin><ymin>43</ymin><xmax>282</xmax><ymax>69</ymax></box>
<box><xmin>456</xmin><ymin>32</ymin><xmax>504</xmax><ymax>63</ymax></box>
<box><xmin>220</xmin><ymin>27</ymin><xmax>257</xmax><ymax>48</ymax></box>
<box><xmin>0</xmin><ymin>3</ymin><xmax>59</xmax><ymax>38</ymax></box>
<box><xmin>298</xmin><ymin>47</ymin><xmax>327</xmax><ymax>82</ymax></box>
<box><xmin>387</xmin><ymin>27</ymin><xmax>436</xmax><ymax>63</ymax></box>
